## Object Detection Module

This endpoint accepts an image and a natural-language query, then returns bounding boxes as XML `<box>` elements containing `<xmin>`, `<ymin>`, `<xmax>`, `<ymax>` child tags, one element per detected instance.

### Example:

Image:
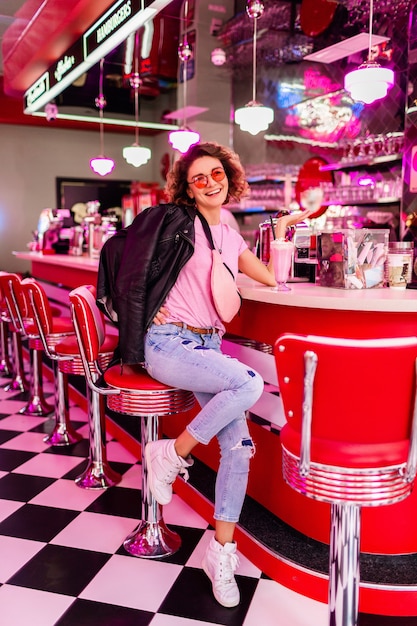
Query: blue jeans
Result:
<box><xmin>144</xmin><ymin>323</ymin><xmax>264</xmax><ymax>523</ymax></box>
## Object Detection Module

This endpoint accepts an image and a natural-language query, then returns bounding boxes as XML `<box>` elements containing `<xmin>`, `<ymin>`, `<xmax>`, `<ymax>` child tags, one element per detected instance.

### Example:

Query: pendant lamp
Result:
<box><xmin>123</xmin><ymin>32</ymin><xmax>151</xmax><ymax>167</ymax></box>
<box><xmin>90</xmin><ymin>59</ymin><xmax>115</xmax><ymax>176</ymax></box>
<box><xmin>168</xmin><ymin>1</ymin><xmax>200</xmax><ymax>153</ymax></box>
<box><xmin>234</xmin><ymin>0</ymin><xmax>274</xmax><ymax>135</ymax></box>
<box><xmin>344</xmin><ymin>0</ymin><xmax>394</xmax><ymax>105</ymax></box>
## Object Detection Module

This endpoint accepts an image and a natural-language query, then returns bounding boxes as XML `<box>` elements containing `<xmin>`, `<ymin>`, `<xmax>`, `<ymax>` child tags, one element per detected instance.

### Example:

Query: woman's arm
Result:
<box><xmin>274</xmin><ymin>208</ymin><xmax>316</xmax><ymax>239</ymax></box>
<box><xmin>239</xmin><ymin>208</ymin><xmax>317</xmax><ymax>285</ymax></box>
<box><xmin>238</xmin><ymin>248</ymin><xmax>277</xmax><ymax>286</ymax></box>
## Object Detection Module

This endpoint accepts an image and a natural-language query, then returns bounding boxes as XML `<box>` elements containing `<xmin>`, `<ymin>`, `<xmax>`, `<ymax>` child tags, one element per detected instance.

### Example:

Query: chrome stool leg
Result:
<box><xmin>44</xmin><ymin>362</ymin><xmax>82</xmax><ymax>446</ymax></box>
<box><xmin>0</xmin><ymin>321</ymin><xmax>12</xmax><ymax>376</ymax></box>
<box><xmin>328</xmin><ymin>503</ymin><xmax>360</xmax><ymax>626</ymax></box>
<box><xmin>4</xmin><ymin>332</ymin><xmax>29</xmax><ymax>392</ymax></box>
<box><xmin>19</xmin><ymin>345</ymin><xmax>54</xmax><ymax>416</ymax></box>
<box><xmin>123</xmin><ymin>414</ymin><xmax>181</xmax><ymax>558</ymax></box>
<box><xmin>75</xmin><ymin>387</ymin><xmax>121</xmax><ymax>489</ymax></box>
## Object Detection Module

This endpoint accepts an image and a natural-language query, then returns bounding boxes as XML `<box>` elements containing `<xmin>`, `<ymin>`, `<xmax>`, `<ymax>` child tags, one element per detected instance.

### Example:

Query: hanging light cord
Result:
<box><xmin>134</xmin><ymin>31</ymin><xmax>140</xmax><ymax>145</ymax></box>
<box><xmin>182</xmin><ymin>40</ymin><xmax>188</xmax><ymax>128</ymax></box>
<box><xmin>182</xmin><ymin>0</ymin><xmax>190</xmax><ymax>129</ymax></box>
<box><xmin>252</xmin><ymin>12</ymin><xmax>258</xmax><ymax>103</ymax></box>
<box><xmin>367</xmin><ymin>0</ymin><xmax>374</xmax><ymax>62</ymax></box>
<box><xmin>98</xmin><ymin>58</ymin><xmax>105</xmax><ymax>156</ymax></box>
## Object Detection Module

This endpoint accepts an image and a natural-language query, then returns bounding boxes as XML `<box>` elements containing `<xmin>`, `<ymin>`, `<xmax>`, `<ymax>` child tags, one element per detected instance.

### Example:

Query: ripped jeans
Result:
<box><xmin>144</xmin><ymin>323</ymin><xmax>264</xmax><ymax>523</ymax></box>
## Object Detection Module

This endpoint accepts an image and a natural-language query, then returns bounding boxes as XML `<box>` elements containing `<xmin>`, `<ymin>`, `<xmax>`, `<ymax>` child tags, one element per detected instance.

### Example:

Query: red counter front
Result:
<box><xmin>225</xmin><ymin>276</ymin><xmax>417</xmax><ymax>555</ymax></box>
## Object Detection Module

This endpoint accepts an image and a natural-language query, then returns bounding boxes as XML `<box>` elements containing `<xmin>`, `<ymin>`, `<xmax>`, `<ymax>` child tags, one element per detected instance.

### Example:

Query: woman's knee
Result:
<box><xmin>240</xmin><ymin>367</ymin><xmax>264</xmax><ymax>403</ymax></box>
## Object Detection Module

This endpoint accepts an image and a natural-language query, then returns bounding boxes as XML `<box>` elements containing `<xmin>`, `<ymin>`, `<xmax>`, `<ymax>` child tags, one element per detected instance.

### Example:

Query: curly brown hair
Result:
<box><xmin>164</xmin><ymin>142</ymin><xmax>250</xmax><ymax>207</ymax></box>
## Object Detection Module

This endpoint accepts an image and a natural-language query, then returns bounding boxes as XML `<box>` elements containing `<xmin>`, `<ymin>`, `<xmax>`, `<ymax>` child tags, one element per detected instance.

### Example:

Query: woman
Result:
<box><xmin>142</xmin><ymin>142</ymin><xmax>313</xmax><ymax>608</ymax></box>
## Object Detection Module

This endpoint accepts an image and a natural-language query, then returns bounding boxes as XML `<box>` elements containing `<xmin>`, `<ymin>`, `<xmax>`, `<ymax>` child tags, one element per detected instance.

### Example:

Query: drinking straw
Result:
<box><xmin>270</xmin><ymin>216</ymin><xmax>276</xmax><ymax>239</ymax></box>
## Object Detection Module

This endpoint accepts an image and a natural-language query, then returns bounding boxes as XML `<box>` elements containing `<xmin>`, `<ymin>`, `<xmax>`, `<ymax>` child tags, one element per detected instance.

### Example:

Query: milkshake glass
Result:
<box><xmin>271</xmin><ymin>240</ymin><xmax>294</xmax><ymax>291</ymax></box>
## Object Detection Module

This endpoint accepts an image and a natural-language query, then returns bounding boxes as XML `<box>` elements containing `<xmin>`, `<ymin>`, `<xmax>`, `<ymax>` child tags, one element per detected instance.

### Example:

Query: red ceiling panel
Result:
<box><xmin>2</xmin><ymin>0</ymin><xmax>115</xmax><ymax>97</ymax></box>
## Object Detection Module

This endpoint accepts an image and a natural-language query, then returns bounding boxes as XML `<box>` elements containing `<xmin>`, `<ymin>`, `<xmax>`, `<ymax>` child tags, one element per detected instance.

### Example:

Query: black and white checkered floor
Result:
<box><xmin>0</xmin><ymin>372</ymin><xmax>414</xmax><ymax>626</ymax></box>
<box><xmin>0</xmin><ymin>371</ymin><xmax>329</xmax><ymax>626</ymax></box>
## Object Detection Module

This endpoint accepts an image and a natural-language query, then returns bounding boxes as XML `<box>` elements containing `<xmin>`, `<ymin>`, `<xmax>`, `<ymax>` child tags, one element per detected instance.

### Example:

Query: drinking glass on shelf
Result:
<box><xmin>271</xmin><ymin>239</ymin><xmax>295</xmax><ymax>291</ymax></box>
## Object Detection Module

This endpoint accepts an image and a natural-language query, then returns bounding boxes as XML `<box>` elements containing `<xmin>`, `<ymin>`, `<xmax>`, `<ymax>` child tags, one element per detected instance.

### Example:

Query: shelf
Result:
<box><xmin>323</xmin><ymin>197</ymin><xmax>400</xmax><ymax>207</ymax></box>
<box><xmin>320</xmin><ymin>154</ymin><xmax>402</xmax><ymax>172</ymax></box>
<box><xmin>230</xmin><ymin>206</ymin><xmax>278</xmax><ymax>214</ymax></box>
<box><xmin>246</xmin><ymin>175</ymin><xmax>297</xmax><ymax>184</ymax></box>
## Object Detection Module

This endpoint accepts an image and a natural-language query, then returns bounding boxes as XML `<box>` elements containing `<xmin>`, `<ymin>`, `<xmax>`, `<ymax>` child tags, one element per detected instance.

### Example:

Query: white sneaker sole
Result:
<box><xmin>145</xmin><ymin>443</ymin><xmax>172</xmax><ymax>506</ymax></box>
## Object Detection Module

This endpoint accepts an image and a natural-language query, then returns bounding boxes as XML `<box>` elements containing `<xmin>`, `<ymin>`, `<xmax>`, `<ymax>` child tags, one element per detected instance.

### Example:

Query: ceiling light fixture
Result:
<box><xmin>90</xmin><ymin>58</ymin><xmax>115</xmax><ymax>176</ymax></box>
<box><xmin>344</xmin><ymin>0</ymin><xmax>394</xmax><ymax>105</ymax></box>
<box><xmin>168</xmin><ymin>1</ymin><xmax>200</xmax><ymax>153</ymax></box>
<box><xmin>123</xmin><ymin>32</ymin><xmax>151</xmax><ymax>168</ymax></box>
<box><xmin>234</xmin><ymin>0</ymin><xmax>274</xmax><ymax>135</ymax></box>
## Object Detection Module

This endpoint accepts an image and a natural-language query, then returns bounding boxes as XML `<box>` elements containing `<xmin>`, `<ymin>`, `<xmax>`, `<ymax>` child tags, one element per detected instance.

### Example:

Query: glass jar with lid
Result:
<box><xmin>386</xmin><ymin>241</ymin><xmax>414</xmax><ymax>285</ymax></box>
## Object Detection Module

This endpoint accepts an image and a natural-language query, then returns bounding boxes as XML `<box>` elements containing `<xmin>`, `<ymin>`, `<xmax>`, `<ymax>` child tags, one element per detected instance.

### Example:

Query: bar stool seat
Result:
<box><xmin>69</xmin><ymin>285</ymin><xmax>195</xmax><ymax>558</ymax></box>
<box><xmin>274</xmin><ymin>333</ymin><xmax>417</xmax><ymax>626</ymax></box>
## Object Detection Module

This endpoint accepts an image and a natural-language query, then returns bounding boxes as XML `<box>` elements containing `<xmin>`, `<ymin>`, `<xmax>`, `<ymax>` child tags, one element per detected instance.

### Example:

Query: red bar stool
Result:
<box><xmin>69</xmin><ymin>285</ymin><xmax>195</xmax><ymax>558</ymax></box>
<box><xmin>0</xmin><ymin>272</ymin><xmax>54</xmax><ymax>416</ymax></box>
<box><xmin>57</xmin><ymin>290</ymin><xmax>121</xmax><ymax>489</ymax></box>
<box><xmin>21</xmin><ymin>278</ymin><xmax>82</xmax><ymax>446</ymax></box>
<box><xmin>274</xmin><ymin>334</ymin><xmax>417</xmax><ymax>626</ymax></box>
<box><xmin>0</xmin><ymin>272</ymin><xmax>29</xmax><ymax>393</ymax></box>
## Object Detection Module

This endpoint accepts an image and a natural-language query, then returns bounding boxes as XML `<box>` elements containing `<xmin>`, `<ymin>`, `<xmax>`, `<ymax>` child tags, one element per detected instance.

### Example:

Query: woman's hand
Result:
<box><xmin>275</xmin><ymin>208</ymin><xmax>316</xmax><ymax>239</ymax></box>
<box><xmin>153</xmin><ymin>306</ymin><xmax>169</xmax><ymax>325</ymax></box>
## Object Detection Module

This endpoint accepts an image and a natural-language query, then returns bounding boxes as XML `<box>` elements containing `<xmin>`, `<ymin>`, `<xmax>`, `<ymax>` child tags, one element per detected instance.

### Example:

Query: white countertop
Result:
<box><xmin>13</xmin><ymin>251</ymin><xmax>99</xmax><ymax>270</ymax></box>
<box><xmin>236</xmin><ymin>274</ymin><xmax>417</xmax><ymax>312</ymax></box>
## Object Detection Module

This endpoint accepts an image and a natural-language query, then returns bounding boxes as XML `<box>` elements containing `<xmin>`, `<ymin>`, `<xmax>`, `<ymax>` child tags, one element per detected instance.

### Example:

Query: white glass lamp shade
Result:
<box><xmin>169</xmin><ymin>128</ymin><xmax>200</xmax><ymax>153</ymax></box>
<box><xmin>234</xmin><ymin>101</ymin><xmax>274</xmax><ymax>135</ymax></box>
<box><xmin>211</xmin><ymin>48</ymin><xmax>226</xmax><ymax>66</ymax></box>
<box><xmin>344</xmin><ymin>64</ymin><xmax>394</xmax><ymax>105</ymax></box>
<box><xmin>123</xmin><ymin>144</ymin><xmax>151</xmax><ymax>167</ymax></box>
<box><xmin>90</xmin><ymin>156</ymin><xmax>115</xmax><ymax>176</ymax></box>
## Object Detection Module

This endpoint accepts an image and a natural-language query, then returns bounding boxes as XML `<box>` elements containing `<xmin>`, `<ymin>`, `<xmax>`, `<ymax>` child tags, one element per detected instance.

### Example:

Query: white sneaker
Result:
<box><xmin>202</xmin><ymin>536</ymin><xmax>240</xmax><ymax>608</ymax></box>
<box><xmin>145</xmin><ymin>439</ymin><xmax>193</xmax><ymax>505</ymax></box>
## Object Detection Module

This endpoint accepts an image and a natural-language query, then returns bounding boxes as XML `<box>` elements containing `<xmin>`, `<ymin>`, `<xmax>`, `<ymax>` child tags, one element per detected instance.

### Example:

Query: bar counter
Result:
<box><xmin>230</xmin><ymin>273</ymin><xmax>417</xmax><ymax>342</ymax></box>
<box><xmin>13</xmin><ymin>251</ymin><xmax>417</xmax><ymax>614</ymax></box>
<box><xmin>13</xmin><ymin>251</ymin><xmax>99</xmax><ymax>289</ymax></box>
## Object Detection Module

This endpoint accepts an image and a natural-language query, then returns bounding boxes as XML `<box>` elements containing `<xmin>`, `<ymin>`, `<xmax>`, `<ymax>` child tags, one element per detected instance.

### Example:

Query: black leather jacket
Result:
<box><xmin>96</xmin><ymin>202</ymin><xmax>196</xmax><ymax>364</ymax></box>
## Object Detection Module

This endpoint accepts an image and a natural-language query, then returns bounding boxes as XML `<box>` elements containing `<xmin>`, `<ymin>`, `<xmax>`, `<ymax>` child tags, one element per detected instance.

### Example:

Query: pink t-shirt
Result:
<box><xmin>164</xmin><ymin>216</ymin><xmax>247</xmax><ymax>334</ymax></box>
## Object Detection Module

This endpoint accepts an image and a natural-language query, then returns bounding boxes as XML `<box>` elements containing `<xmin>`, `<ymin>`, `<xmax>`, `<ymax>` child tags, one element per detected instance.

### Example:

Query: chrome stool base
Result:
<box><xmin>4</xmin><ymin>376</ymin><xmax>29</xmax><ymax>393</ymax></box>
<box><xmin>75</xmin><ymin>461</ymin><xmax>122</xmax><ymax>490</ymax></box>
<box><xmin>0</xmin><ymin>360</ymin><xmax>12</xmax><ymax>376</ymax></box>
<box><xmin>19</xmin><ymin>347</ymin><xmax>53</xmax><ymax>416</ymax></box>
<box><xmin>74</xmin><ymin>384</ymin><xmax>122</xmax><ymax>490</ymax></box>
<box><xmin>44</xmin><ymin>425</ymin><xmax>82</xmax><ymax>446</ymax></box>
<box><xmin>120</xmin><ymin>414</ymin><xmax>183</xmax><ymax>559</ymax></box>
<box><xmin>4</xmin><ymin>333</ymin><xmax>29</xmax><ymax>393</ymax></box>
<box><xmin>124</xmin><ymin>519</ymin><xmax>181</xmax><ymax>559</ymax></box>
<box><xmin>20</xmin><ymin>396</ymin><xmax>54</xmax><ymax>416</ymax></box>
<box><xmin>44</xmin><ymin>364</ymin><xmax>82</xmax><ymax>447</ymax></box>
